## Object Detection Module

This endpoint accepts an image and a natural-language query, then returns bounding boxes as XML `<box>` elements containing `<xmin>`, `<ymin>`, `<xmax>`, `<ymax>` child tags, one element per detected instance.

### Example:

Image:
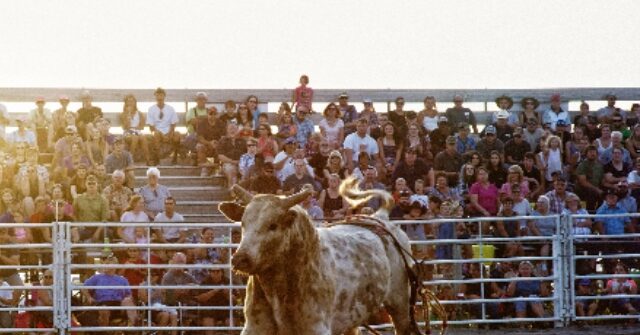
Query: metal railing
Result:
<box><xmin>2</xmin><ymin>214</ymin><xmax>640</xmax><ymax>333</ymax></box>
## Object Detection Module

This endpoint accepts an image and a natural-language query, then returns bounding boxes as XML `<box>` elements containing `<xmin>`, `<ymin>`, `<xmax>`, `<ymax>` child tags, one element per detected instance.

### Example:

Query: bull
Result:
<box><xmin>218</xmin><ymin>178</ymin><xmax>417</xmax><ymax>335</ymax></box>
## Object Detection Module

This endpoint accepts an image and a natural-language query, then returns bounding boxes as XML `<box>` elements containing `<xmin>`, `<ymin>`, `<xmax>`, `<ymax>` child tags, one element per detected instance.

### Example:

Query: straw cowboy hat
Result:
<box><xmin>520</xmin><ymin>97</ymin><xmax>540</xmax><ymax>109</ymax></box>
<box><xmin>495</xmin><ymin>95</ymin><xmax>514</xmax><ymax>109</ymax></box>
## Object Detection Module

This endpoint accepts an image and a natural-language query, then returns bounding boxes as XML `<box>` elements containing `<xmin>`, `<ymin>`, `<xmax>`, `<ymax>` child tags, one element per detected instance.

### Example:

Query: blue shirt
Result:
<box><xmin>455</xmin><ymin>135</ymin><xmax>476</xmax><ymax>154</ymax></box>
<box><xmin>84</xmin><ymin>273</ymin><xmax>131</xmax><ymax>303</ymax></box>
<box><xmin>295</xmin><ymin>118</ymin><xmax>315</xmax><ymax>147</ymax></box>
<box><xmin>595</xmin><ymin>204</ymin><xmax>630</xmax><ymax>235</ymax></box>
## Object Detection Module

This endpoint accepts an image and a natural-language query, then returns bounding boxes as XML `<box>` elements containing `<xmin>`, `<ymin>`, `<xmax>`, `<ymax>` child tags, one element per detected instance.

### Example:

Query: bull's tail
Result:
<box><xmin>339</xmin><ymin>177</ymin><xmax>394</xmax><ymax>218</ymax></box>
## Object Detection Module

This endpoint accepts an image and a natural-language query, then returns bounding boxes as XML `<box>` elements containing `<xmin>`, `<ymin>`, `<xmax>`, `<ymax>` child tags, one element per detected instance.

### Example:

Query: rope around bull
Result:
<box><xmin>329</xmin><ymin>214</ymin><xmax>448</xmax><ymax>335</ymax></box>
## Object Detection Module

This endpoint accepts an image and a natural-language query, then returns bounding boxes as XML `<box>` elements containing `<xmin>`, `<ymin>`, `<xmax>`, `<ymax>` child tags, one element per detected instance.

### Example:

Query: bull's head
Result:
<box><xmin>219</xmin><ymin>184</ymin><xmax>313</xmax><ymax>275</ymax></box>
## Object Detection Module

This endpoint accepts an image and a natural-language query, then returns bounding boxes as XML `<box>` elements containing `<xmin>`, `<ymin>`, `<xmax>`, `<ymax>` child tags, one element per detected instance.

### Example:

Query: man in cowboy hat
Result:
<box><xmin>492</xmin><ymin>95</ymin><xmax>519</xmax><ymax>127</ymax></box>
<box><xmin>542</xmin><ymin>94</ymin><xmax>570</xmax><ymax>132</ymax></box>
<box><xmin>597</xmin><ymin>92</ymin><xmax>627</xmax><ymax>124</ymax></box>
<box><xmin>445</xmin><ymin>94</ymin><xmax>478</xmax><ymax>134</ymax></box>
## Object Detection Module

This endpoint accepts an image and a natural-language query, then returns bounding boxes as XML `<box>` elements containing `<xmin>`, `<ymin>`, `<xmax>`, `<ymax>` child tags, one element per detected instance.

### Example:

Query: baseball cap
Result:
<box><xmin>446</xmin><ymin>136</ymin><xmax>457</xmax><ymax>145</ymax></box>
<box><xmin>496</xmin><ymin>110</ymin><xmax>509</xmax><ymax>119</ymax></box>
<box><xmin>438</xmin><ymin>116</ymin><xmax>448</xmax><ymax>123</ymax></box>
<box><xmin>35</xmin><ymin>96</ymin><xmax>45</xmax><ymax>103</ymax></box>
<box><xmin>484</xmin><ymin>125</ymin><xmax>496</xmax><ymax>134</ymax></box>
<box><xmin>363</xmin><ymin>98</ymin><xmax>373</xmax><ymax>104</ymax></box>
<box><xmin>556</xmin><ymin>119</ymin><xmax>568</xmax><ymax>127</ymax></box>
<box><xmin>338</xmin><ymin>92</ymin><xmax>349</xmax><ymax>99</ymax></box>
<box><xmin>284</xmin><ymin>137</ymin><xmax>297</xmax><ymax>145</ymax></box>
<box><xmin>579</xmin><ymin>279</ymin><xmax>591</xmax><ymax>286</ymax></box>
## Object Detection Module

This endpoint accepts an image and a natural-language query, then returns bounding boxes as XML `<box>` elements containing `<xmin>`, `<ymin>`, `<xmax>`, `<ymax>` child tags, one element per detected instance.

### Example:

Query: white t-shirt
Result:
<box><xmin>120</xmin><ymin>211</ymin><xmax>150</xmax><ymax>241</ymax></box>
<box><xmin>147</xmin><ymin>104</ymin><xmax>179</xmax><ymax>135</ymax></box>
<box><xmin>273</xmin><ymin>151</ymin><xmax>314</xmax><ymax>181</ymax></box>
<box><xmin>319</xmin><ymin>118</ymin><xmax>344</xmax><ymax>145</ymax></box>
<box><xmin>7</xmin><ymin>130</ymin><xmax>36</xmax><ymax>145</ymax></box>
<box><xmin>422</xmin><ymin>115</ymin><xmax>439</xmax><ymax>132</ymax></box>
<box><xmin>154</xmin><ymin>212</ymin><xmax>186</xmax><ymax>240</ymax></box>
<box><xmin>343</xmin><ymin>133</ymin><xmax>379</xmax><ymax>161</ymax></box>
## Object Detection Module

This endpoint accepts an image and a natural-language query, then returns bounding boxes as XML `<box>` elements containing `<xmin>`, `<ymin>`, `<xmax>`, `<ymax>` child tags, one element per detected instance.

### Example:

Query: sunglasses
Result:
<box><xmin>44</xmin><ymin>275</ymin><xmax>53</xmax><ymax>279</ymax></box>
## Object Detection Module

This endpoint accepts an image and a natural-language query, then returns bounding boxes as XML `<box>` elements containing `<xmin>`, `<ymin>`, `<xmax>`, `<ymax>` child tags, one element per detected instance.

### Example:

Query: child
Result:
<box><xmin>409</xmin><ymin>179</ymin><xmax>429</xmax><ymax>208</ymax></box>
<box><xmin>292</xmin><ymin>74</ymin><xmax>313</xmax><ymax>112</ymax></box>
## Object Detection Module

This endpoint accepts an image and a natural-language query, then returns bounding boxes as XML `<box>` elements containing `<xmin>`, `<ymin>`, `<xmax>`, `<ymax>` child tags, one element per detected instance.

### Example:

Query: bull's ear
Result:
<box><xmin>281</xmin><ymin>209</ymin><xmax>298</xmax><ymax>228</ymax></box>
<box><xmin>218</xmin><ymin>202</ymin><xmax>245</xmax><ymax>223</ymax></box>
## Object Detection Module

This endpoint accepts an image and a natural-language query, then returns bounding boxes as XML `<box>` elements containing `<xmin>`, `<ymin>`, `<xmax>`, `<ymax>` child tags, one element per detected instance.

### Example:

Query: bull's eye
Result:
<box><xmin>268</xmin><ymin>223</ymin><xmax>278</xmax><ymax>231</ymax></box>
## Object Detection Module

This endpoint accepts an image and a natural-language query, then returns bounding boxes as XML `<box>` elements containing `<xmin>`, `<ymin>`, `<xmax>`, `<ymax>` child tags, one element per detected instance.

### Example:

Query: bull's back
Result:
<box><xmin>317</xmin><ymin>225</ymin><xmax>392</xmax><ymax>333</ymax></box>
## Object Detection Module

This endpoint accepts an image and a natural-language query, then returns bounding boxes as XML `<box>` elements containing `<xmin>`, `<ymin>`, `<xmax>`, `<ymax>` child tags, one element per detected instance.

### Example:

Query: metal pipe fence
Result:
<box><xmin>2</xmin><ymin>214</ymin><xmax>640</xmax><ymax>333</ymax></box>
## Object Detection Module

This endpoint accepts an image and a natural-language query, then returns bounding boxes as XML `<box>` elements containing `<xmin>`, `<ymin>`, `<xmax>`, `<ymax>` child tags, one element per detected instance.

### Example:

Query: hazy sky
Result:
<box><xmin>1</xmin><ymin>0</ymin><xmax>639</xmax><ymax>90</ymax></box>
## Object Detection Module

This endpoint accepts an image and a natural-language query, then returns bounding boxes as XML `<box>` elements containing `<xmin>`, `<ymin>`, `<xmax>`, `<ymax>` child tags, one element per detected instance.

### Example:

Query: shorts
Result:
<box><xmin>222</xmin><ymin>163</ymin><xmax>238</xmax><ymax>175</ymax></box>
<box><xmin>514</xmin><ymin>297</ymin><xmax>542</xmax><ymax>313</ymax></box>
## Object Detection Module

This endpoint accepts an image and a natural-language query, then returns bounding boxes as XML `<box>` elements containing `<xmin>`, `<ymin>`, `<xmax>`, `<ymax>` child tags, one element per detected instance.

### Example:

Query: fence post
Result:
<box><xmin>560</xmin><ymin>213</ymin><xmax>573</xmax><ymax>326</ymax></box>
<box><xmin>53</xmin><ymin>221</ymin><xmax>68</xmax><ymax>335</ymax></box>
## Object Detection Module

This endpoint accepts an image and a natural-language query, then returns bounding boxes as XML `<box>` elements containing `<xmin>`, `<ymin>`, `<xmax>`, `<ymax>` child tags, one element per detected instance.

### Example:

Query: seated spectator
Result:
<box><xmin>277</xmin><ymin>145</ymin><xmax>314</xmax><ymax>182</ymax></box>
<box><xmin>319</xmin><ymin>103</ymin><xmax>344</xmax><ymax>150</ymax></box>
<box><xmin>401</xmin><ymin>200</ymin><xmax>429</xmax><ymax>257</ymax></box>
<box><xmin>248</xmin><ymin>162</ymin><xmax>281</xmax><ymax>195</ymax></box>
<box><xmin>307</xmin><ymin>139</ymin><xmax>332</xmax><ymax>182</ymax></box>
<box><xmin>506</xmin><ymin>261</ymin><xmax>549</xmax><ymax>320</ymax></box>
<box><xmin>391</xmin><ymin>178</ymin><xmax>409</xmax><ymax>203</ymax></box>
<box><xmin>81</xmin><ymin>255</ymin><xmax>138</xmax><ymax>327</ymax></box>
<box><xmin>51</xmin><ymin>96</ymin><xmax>72</xmax><ymax>141</ymax></box>
<box><xmin>469</xmin><ymin>167</ymin><xmax>499</xmax><ymax>217</ymax></box>
<box><xmin>7</xmin><ymin>115</ymin><xmax>36</xmax><ymax>147</ymax></box>
<box><xmin>505</xmin><ymin>127</ymin><xmax>531</xmax><ymax>165</ymax></box>
<box><xmin>523</xmin><ymin>119</ymin><xmax>544</xmax><ymax>151</ymax></box>
<box><xmin>576</xmin><ymin>145</ymin><xmax>604</xmax><ymax>211</ymax></box>
<box><xmin>390</xmin><ymin>189</ymin><xmax>412</xmax><ymax>220</ymax></box>
<box><xmin>417</xmin><ymin>96</ymin><xmax>439</xmax><ymax>132</ymax></box>
<box><xmin>536</xmin><ymin>135</ymin><xmax>563</xmax><ymax>184</ymax></box>
<box><xmin>627</xmin><ymin>156</ymin><xmax>640</xmax><ymax>202</ymax></box>
<box><xmin>105</xmin><ymin>137</ymin><xmax>135</xmax><ymax>188</ymax></box>
<box><xmin>486</xmin><ymin>150</ymin><xmax>508</xmax><ymax>188</ymax></box>
<box><xmin>358</xmin><ymin>167</ymin><xmax>386</xmax><ymax>211</ymax></box>
<box><xmin>255</xmin><ymin>123</ymin><xmax>278</xmax><ymax>161</ymax></box>
<box><xmin>62</xmin><ymin>142</ymin><xmax>91</xmax><ymax>180</ymax></box>
<box><xmin>616</xmin><ymin>181</ymin><xmax>637</xmax><ymax>214</ymax></box>
<box><xmin>0</xmin><ymin>225</ymin><xmax>22</xmax><ymax>309</ymax></box>
<box><xmin>102</xmin><ymin>170</ymin><xmax>133</xmax><ymax>222</ymax></box>
<box><xmin>433</xmin><ymin>136</ymin><xmax>464</xmax><ymax>187</ymax></box>
<box><xmin>343</xmin><ymin>118</ymin><xmax>380</xmax><ymax>173</ymax></box>
<box><xmin>117</xmin><ymin>195</ymin><xmax>149</xmax><ymax>243</ymax></box>
<box><xmin>196</xmin><ymin>263</ymin><xmax>235</xmax><ymax>330</ymax></box>
<box><xmin>85</xmin><ymin>127</ymin><xmax>108</xmax><ymax>167</ymax></box>
<box><xmin>428</xmin><ymin>172</ymin><xmax>461</xmax><ymax>204</ymax></box>
<box><xmin>404</xmin><ymin>122</ymin><xmax>432</xmax><ymax>163</ymax></box>
<box><xmin>276</xmin><ymin>112</ymin><xmax>297</xmax><ymax>144</ymax></box>
<box><xmin>48</xmin><ymin>184</ymin><xmax>74</xmax><ymax>219</ymax></box>
<box><xmin>455</xmin><ymin>122</ymin><xmax>476</xmax><ymax>154</ymax></box>
<box><xmin>33</xmin><ymin>270</ymin><xmax>55</xmax><ymax>329</ymax></box>
<box><xmin>68</xmin><ymin>163</ymin><xmax>89</xmax><ymax>201</ymax></box>
<box><xmin>500</xmin><ymin>165</ymin><xmax>530</xmax><ymax>199</ymax></box>
<box><xmin>600</xmin><ymin>131</ymin><xmax>632</xmax><ymax>166</ymax></box>
<box><xmin>603</xmin><ymin>147</ymin><xmax>632</xmax><ymax>191</ymax></box>
<box><xmin>322</xmin><ymin>150</ymin><xmax>348</xmax><ymax>187</ymax></box>
<box><xmin>72</xmin><ymin>175</ymin><xmax>108</xmax><ymax>242</ymax></box>
<box><xmin>458</xmin><ymin>163</ymin><xmax>477</xmax><ymax>194</ymax></box>
<box><xmin>120</xmin><ymin>94</ymin><xmax>150</xmax><ymax>165</ymax></box>
<box><xmin>563</xmin><ymin>194</ymin><xmax>592</xmax><ymax>237</ymax></box>
<box><xmin>626</xmin><ymin>124</ymin><xmax>640</xmax><ymax>160</ymax></box>
<box><xmin>544</xmin><ymin>176</ymin><xmax>577</xmax><ymax>214</ymax></box>
<box><xmin>300</xmin><ymin>188</ymin><xmax>323</xmax><ymax>221</ymax></box>
<box><xmin>527</xmin><ymin>196</ymin><xmax>556</xmax><ymax>264</ymax></box>
<box><xmin>153</xmin><ymin>196</ymin><xmax>186</xmax><ymax>243</ymax></box>
<box><xmin>217</xmin><ymin>123</ymin><xmax>247</xmax><ymax>186</ymax></box>
<box><xmin>350</xmin><ymin>151</ymin><xmax>375</xmax><ymax>182</ymax></box>
<box><xmin>458</xmin><ymin>263</ymin><xmax>488</xmax><ymax>319</ymax></box>
<box><xmin>488</xmin><ymin>110</ymin><xmax>514</xmax><ymax>143</ymax></box>
<box><xmin>429</xmin><ymin>116</ymin><xmax>452</xmax><ymax>155</ymax></box>
<box><xmin>16</xmin><ymin>150</ymin><xmax>48</xmax><ymax>216</ymax></box>
<box><xmin>360</xmin><ymin>98</ymin><xmax>381</xmax><ymax>138</ymax></box>
<box><xmin>161</xmin><ymin>252</ymin><xmax>197</xmax><ymax>307</ymax></box>
<box><xmin>294</xmin><ymin>105</ymin><xmax>314</xmax><ymax>148</ymax></box>
<box><xmin>147</xmin><ymin>88</ymin><xmax>181</xmax><ymax>165</ymax></box>
<box><xmin>317</xmin><ymin>174</ymin><xmax>348</xmax><ymax>221</ymax></box>
<box><xmin>138</xmin><ymin>167</ymin><xmax>171</xmax><ymax>220</ymax></box>
<box><xmin>235</xmin><ymin>103</ymin><xmax>253</xmax><ymax>136</ymax></box>
<box><xmin>392</xmin><ymin>147</ymin><xmax>431</xmax><ymax>192</ymax></box>
<box><xmin>476</xmin><ymin>125</ymin><xmax>505</xmax><ymax>160</ymax></box>
<box><xmin>196</xmin><ymin>107</ymin><xmax>226</xmax><ymax>175</ymax></box>
<box><xmin>595</xmin><ymin>189</ymin><xmax>633</xmax><ymax>235</ymax></box>
<box><xmin>378</xmin><ymin>122</ymin><xmax>403</xmax><ymax>179</ymax></box>
<box><xmin>282</xmin><ymin>159</ymin><xmax>319</xmax><ymax>195</ymax></box>
<box><xmin>565</xmin><ymin>127</ymin><xmax>589</xmax><ymax>175</ymax></box>
<box><xmin>409</xmin><ymin>179</ymin><xmax>429</xmax><ymax>208</ymax></box>
<box><xmin>604</xmin><ymin>263</ymin><xmax>639</xmax><ymax>315</ymax></box>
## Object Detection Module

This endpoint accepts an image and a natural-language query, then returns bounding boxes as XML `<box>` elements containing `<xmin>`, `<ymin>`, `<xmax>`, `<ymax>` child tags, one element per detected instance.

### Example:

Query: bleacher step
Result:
<box><xmin>135</xmin><ymin>175</ymin><xmax>225</xmax><ymax>187</ymax></box>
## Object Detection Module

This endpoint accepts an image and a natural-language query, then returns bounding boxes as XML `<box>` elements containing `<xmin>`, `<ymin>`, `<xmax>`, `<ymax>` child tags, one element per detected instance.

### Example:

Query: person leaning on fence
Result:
<box><xmin>81</xmin><ymin>255</ymin><xmax>139</xmax><ymax>327</ymax></box>
<box><xmin>594</xmin><ymin>188</ymin><xmax>633</xmax><ymax>236</ymax></box>
<box><xmin>506</xmin><ymin>261</ymin><xmax>549</xmax><ymax>322</ymax></box>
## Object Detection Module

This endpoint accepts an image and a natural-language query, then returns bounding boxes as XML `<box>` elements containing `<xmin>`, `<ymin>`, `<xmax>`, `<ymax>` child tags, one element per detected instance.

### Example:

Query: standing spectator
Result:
<box><xmin>245</xmin><ymin>95</ymin><xmax>261</xmax><ymax>129</ymax></box>
<box><xmin>378</xmin><ymin>122</ymin><xmax>403</xmax><ymax>179</ymax></box>
<box><xmin>595</xmin><ymin>189</ymin><xmax>632</xmax><ymax>235</ymax></box>
<box><xmin>7</xmin><ymin>115</ymin><xmax>36</xmax><ymax>147</ymax></box>
<box><xmin>597</xmin><ymin>93</ymin><xmax>626</xmax><ymax>124</ymax></box>
<box><xmin>318</xmin><ymin>103</ymin><xmax>344</xmax><ymax>150</ymax></box>
<box><xmin>542</xmin><ymin>94</ymin><xmax>570</xmax><ymax>131</ymax></box>
<box><xmin>51</xmin><ymin>95</ymin><xmax>72</xmax><ymax>142</ymax></box>
<box><xmin>343</xmin><ymin>118</ymin><xmax>380</xmax><ymax>173</ymax></box>
<box><xmin>153</xmin><ymin>197</ymin><xmax>186</xmax><ymax>243</ymax></box>
<box><xmin>294</xmin><ymin>105</ymin><xmax>314</xmax><ymax>147</ymax></box>
<box><xmin>217</xmin><ymin>123</ymin><xmax>247</xmax><ymax>187</ymax></box>
<box><xmin>492</xmin><ymin>95</ymin><xmax>519</xmax><ymax>126</ymax></box>
<box><xmin>338</xmin><ymin>92</ymin><xmax>359</xmax><ymax>136</ymax></box>
<box><xmin>544</xmin><ymin>177</ymin><xmax>577</xmax><ymax>214</ymax></box>
<box><xmin>455</xmin><ymin>122</ymin><xmax>476</xmax><ymax>154</ymax></box>
<box><xmin>433</xmin><ymin>136</ymin><xmax>463</xmax><ymax>187</ymax></box>
<box><xmin>418</xmin><ymin>96</ymin><xmax>439</xmax><ymax>132</ymax></box>
<box><xmin>519</xmin><ymin>97</ymin><xmax>541</xmax><ymax>125</ymax></box>
<box><xmin>505</xmin><ymin>127</ymin><xmax>531</xmax><ymax>165</ymax></box>
<box><xmin>388</xmin><ymin>97</ymin><xmax>406</xmax><ymax>138</ymax></box>
<box><xmin>576</xmin><ymin>145</ymin><xmax>604</xmax><ymax>211</ymax></box>
<box><xmin>72</xmin><ymin>175</ymin><xmax>108</xmax><ymax>242</ymax></box>
<box><xmin>147</xmin><ymin>87</ymin><xmax>181</xmax><ymax>165</ymax></box>
<box><xmin>496</xmin><ymin>196</ymin><xmax>524</xmax><ymax>257</ymax></box>
<box><xmin>392</xmin><ymin>147</ymin><xmax>432</xmax><ymax>193</ymax></box>
<box><xmin>104</xmin><ymin>137</ymin><xmax>135</xmax><ymax>188</ymax></box>
<box><xmin>30</xmin><ymin>96</ymin><xmax>51</xmax><ymax>152</ymax></box>
<box><xmin>138</xmin><ymin>167</ymin><xmax>171</xmax><ymax>220</ymax></box>
<box><xmin>238</xmin><ymin>138</ymin><xmax>258</xmax><ymax>181</ymax></box>
<box><xmin>196</xmin><ymin>107</ymin><xmax>226</xmax><ymax>176</ymax></box>
<box><xmin>292</xmin><ymin>74</ymin><xmax>313</xmax><ymax>111</ymax></box>
<box><xmin>527</xmin><ymin>195</ymin><xmax>557</xmax><ymax>259</ymax></box>
<box><xmin>76</xmin><ymin>90</ymin><xmax>103</xmax><ymax>139</ymax></box>
<box><xmin>120</xmin><ymin>94</ymin><xmax>150</xmax><ymax>165</ymax></box>
<box><xmin>476</xmin><ymin>125</ymin><xmax>504</xmax><ymax>160</ymax></box>
<box><xmin>102</xmin><ymin>170</ymin><xmax>133</xmax><ymax>222</ymax></box>
<box><xmin>445</xmin><ymin>94</ymin><xmax>478</xmax><ymax>133</ymax></box>
<box><xmin>185</xmin><ymin>92</ymin><xmax>209</xmax><ymax>136</ymax></box>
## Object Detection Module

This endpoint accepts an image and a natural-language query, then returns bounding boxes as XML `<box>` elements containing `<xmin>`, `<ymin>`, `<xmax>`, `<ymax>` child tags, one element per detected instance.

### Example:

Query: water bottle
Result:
<box><xmin>102</xmin><ymin>236</ymin><xmax>111</xmax><ymax>258</ymax></box>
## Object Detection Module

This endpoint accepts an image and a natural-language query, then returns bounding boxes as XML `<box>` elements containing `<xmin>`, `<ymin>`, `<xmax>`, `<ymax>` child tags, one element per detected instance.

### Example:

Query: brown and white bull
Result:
<box><xmin>218</xmin><ymin>179</ymin><xmax>417</xmax><ymax>335</ymax></box>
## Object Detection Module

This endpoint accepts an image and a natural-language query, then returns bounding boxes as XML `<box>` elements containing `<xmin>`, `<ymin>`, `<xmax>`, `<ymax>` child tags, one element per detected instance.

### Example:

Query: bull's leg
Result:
<box><xmin>241</xmin><ymin>276</ymin><xmax>277</xmax><ymax>335</ymax></box>
<box><xmin>384</xmin><ymin>265</ymin><xmax>416</xmax><ymax>335</ymax></box>
<box><xmin>342</xmin><ymin>327</ymin><xmax>361</xmax><ymax>335</ymax></box>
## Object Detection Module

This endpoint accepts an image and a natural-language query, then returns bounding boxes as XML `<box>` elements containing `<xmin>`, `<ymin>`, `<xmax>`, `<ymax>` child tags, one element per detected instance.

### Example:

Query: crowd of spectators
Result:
<box><xmin>0</xmin><ymin>84</ymin><xmax>639</xmax><ymax>330</ymax></box>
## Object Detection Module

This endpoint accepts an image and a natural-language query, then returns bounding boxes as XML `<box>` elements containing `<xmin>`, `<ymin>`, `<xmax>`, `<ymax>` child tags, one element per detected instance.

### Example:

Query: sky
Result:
<box><xmin>0</xmin><ymin>0</ymin><xmax>639</xmax><ymax>90</ymax></box>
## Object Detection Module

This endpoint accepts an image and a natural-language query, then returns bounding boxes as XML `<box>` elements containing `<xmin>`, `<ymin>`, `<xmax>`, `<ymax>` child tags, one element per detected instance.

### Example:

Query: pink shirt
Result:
<box><xmin>294</xmin><ymin>85</ymin><xmax>314</xmax><ymax>110</ymax></box>
<box><xmin>470</xmin><ymin>182</ymin><xmax>499</xmax><ymax>215</ymax></box>
<box><xmin>499</xmin><ymin>181</ymin><xmax>530</xmax><ymax>198</ymax></box>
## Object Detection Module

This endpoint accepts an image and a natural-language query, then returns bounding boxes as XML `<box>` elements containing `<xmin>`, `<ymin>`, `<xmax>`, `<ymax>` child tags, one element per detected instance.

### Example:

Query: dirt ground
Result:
<box><xmin>377</xmin><ymin>324</ymin><xmax>640</xmax><ymax>335</ymax></box>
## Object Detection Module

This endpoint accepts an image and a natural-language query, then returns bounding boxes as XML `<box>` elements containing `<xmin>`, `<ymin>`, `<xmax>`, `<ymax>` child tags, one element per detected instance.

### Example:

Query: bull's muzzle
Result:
<box><xmin>231</xmin><ymin>251</ymin><xmax>253</xmax><ymax>273</ymax></box>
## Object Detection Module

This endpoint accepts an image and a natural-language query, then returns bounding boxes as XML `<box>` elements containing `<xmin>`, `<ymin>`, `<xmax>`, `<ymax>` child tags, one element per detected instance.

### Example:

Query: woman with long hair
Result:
<box><xmin>418</xmin><ymin>96</ymin><xmax>439</xmax><ymax>132</ymax></box>
<box><xmin>319</xmin><ymin>103</ymin><xmax>344</xmax><ymax>150</ymax></box>
<box><xmin>486</xmin><ymin>150</ymin><xmax>509</xmax><ymax>188</ymax></box>
<box><xmin>469</xmin><ymin>166</ymin><xmax>499</xmax><ymax>218</ymax></box>
<box><xmin>255</xmin><ymin>125</ymin><xmax>278</xmax><ymax>161</ymax></box>
<box><xmin>120</xmin><ymin>94</ymin><xmax>150</xmax><ymax>165</ymax></box>
<box><xmin>537</xmin><ymin>135</ymin><xmax>563</xmax><ymax>183</ymax></box>
<box><xmin>626</xmin><ymin>124</ymin><xmax>640</xmax><ymax>160</ymax></box>
<box><xmin>85</xmin><ymin>127</ymin><xmax>108</xmax><ymax>167</ymax></box>
<box><xmin>322</xmin><ymin>150</ymin><xmax>348</xmax><ymax>187</ymax></box>
<box><xmin>404</xmin><ymin>123</ymin><xmax>432</xmax><ymax>163</ymax></box>
<box><xmin>499</xmin><ymin>165</ymin><xmax>530</xmax><ymax>199</ymax></box>
<box><xmin>246</xmin><ymin>95</ymin><xmax>260</xmax><ymax>129</ymax></box>
<box><xmin>317</xmin><ymin>173</ymin><xmax>349</xmax><ymax>221</ymax></box>
<box><xmin>519</xmin><ymin>97</ymin><xmax>541</xmax><ymax>125</ymax></box>
<box><xmin>378</xmin><ymin>122</ymin><xmax>403</xmax><ymax>179</ymax></box>
<box><xmin>276</xmin><ymin>111</ymin><xmax>297</xmax><ymax>144</ymax></box>
<box><xmin>118</xmin><ymin>195</ymin><xmax>149</xmax><ymax>244</ymax></box>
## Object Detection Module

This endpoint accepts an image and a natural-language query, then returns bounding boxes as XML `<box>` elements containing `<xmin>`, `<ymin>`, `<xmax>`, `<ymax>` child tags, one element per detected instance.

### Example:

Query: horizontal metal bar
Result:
<box><xmin>419</xmin><ymin>255</ymin><xmax>555</xmax><ymax>265</ymax></box>
<box><xmin>71</xmin><ymin>284</ymin><xmax>246</xmax><ymax>290</ymax></box>
<box><xmin>423</xmin><ymin>275</ymin><xmax>556</xmax><ymax>285</ymax></box>
<box><xmin>71</xmin><ymin>242</ymin><xmax>239</xmax><ymax>249</ymax></box>
<box><xmin>67</xmin><ymin>221</ymin><xmax>239</xmax><ymax>228</ymax></box>
<box><xmin>70</xmin><ymin>305</ymin><xmax>243</xmax><ymax>311</ymax></box>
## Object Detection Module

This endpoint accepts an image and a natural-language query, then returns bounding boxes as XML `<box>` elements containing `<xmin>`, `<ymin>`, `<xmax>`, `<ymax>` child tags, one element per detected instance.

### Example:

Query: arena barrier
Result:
<box><xmin>3</xmin><ymin>214</ymin><xmax>640</xmax><ymax>333</ymax></box>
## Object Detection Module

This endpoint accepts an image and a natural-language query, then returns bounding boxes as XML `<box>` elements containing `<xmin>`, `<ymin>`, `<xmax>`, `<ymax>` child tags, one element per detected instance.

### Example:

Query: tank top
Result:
<box><xmin>521</xmin><ymin>111</ymin><xmax>538</xmax><ymax>125</ymax></box>
<box><xmin>422</xmin><ymin>115</ymin><xmax>439</xmax><ymax>132</ymax></box>
<box><xmin>323</xmin><ymin>192</ymin><xmax>343</xmax><ymax>214</ymax></box>
<box><xmin>595</xmin><ymin>138</ymin><xmax>612</xmax><ymax>156</ymax></box>
<box><xmin>382</xmin><ymin>138</ymin><xmax>397</xmax><ymax>165</ymax></box>
<box><xmin>129</xmin><ymin>111</ymin><xmax>141</xmax><ymax>128</ymax></box>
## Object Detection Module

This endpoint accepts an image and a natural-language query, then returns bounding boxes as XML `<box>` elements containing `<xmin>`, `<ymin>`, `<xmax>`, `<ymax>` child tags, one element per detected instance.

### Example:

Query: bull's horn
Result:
<box><xmin>280</xmin><ymin>184</ymin><xmax>313</xmax><ymax>209</ymax></box>
<box><xmin>231</xmin><ymin>184</ymin><xmax>253</xmax><ymax>204</ymax></box>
